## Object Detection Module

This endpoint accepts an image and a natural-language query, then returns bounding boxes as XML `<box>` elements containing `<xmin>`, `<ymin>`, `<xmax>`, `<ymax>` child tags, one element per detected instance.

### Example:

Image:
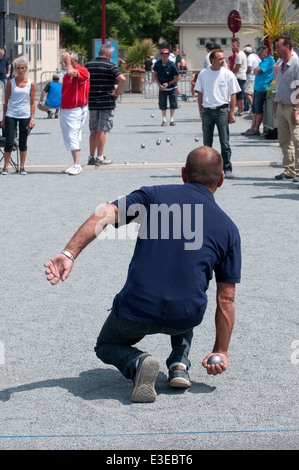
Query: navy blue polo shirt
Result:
<box><xmin>153</xmin><ymin>59</ymin><xmax>179</xmax><ymax>86</ymax></box>
<box><xmin>112</xmin><ymin>183</ymin><xmax>241</xmax><ymax>329</ymax></box>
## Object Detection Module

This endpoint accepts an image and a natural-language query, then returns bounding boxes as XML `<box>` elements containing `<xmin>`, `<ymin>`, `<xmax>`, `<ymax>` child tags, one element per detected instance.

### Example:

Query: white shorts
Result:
<box><xmin>60</xmin><ymin>106</ymin><xmax>88</xmax><ymax>151</ymax></box>
<box><xmin>245</xmin><ymin>80</ymin><xmax>254</xmax><ymax>95</ymax></box>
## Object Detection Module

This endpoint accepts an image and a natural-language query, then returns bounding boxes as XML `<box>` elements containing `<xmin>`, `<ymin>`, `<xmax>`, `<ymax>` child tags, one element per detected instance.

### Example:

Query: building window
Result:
<box><xmin>220</xmin><ymin>38</ymin><xmax>227</xmax><ymax>46</ymax></box>
<box><xmin>37</xmin><ymin>23</ymin><xmax>42</xmax><ymax>61</ymax></box>
<box><xmin>15</xmin><ymin>19</ymin><xmax>18</xmax><ymax>41</ymax></box>
<box><xmin>25</xmin><ymin>21</ymin><xmax>32</xmax><ymax>62</ymax></box>
<box><xmin>197</xmin><ymin>38</ymin><xmax>206</xmax><ymax>47</ymax></box>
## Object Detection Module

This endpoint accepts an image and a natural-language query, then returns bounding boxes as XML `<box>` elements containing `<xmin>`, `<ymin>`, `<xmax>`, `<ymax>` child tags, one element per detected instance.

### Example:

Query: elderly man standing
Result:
<box><xmin>153</xmin><ymin>49</ymin><xmax>180</xmax><ymax>126</ymax></box>
<box><xmin>60</xmin><ymin>51</ymin><xmax>90</xmax><ymax>175</ymax></box>
<box><xmin>85</xmin><ymin>44</ymin><xmax>126</xmax><ymax>166</ymax></box>
<box><xmin>273</xmin><ymin>34</ymin><xmax>299</xmax><ymax>182</ymax></box>
<box><xmin>195</xmin><ymin>49</ymin><xmax>240</xmax><ymax>179</ymax></box>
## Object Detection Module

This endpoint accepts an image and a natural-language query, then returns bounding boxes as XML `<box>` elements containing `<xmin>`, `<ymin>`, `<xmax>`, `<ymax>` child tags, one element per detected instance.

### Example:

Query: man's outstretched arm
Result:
<box><xmin>44</xmin><ymin>204</ymin><xmax>118</xmax><ymax>285</ymax></box>
<box><xmin>202</xmin><ymin>282</ymin><xmax>236</xmax><ymax>375</ymax></box>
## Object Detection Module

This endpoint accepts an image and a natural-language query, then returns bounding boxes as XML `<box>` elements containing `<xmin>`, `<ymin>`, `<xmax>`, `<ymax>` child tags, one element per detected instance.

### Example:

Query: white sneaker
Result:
<box><xmin>63</xmin><ymin>165</ymin><xmax>74</xmax><ymax>174</ymax></box>
<box><xmin>95</xmin><ymin>156</ymin><xmax>112</xmax><ymax>166</ymax></box>
<box><xmin>64</xmin><ymin>165</ymin><xmax>83</xmax><ymax>175</ymax></box>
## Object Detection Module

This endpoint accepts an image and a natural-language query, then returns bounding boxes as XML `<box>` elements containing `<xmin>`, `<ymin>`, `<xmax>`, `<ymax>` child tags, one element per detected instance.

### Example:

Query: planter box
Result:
<box><xmin>122</xmin><ymin>73</ymin><xmax>131</xmax><ymax>93</ymax></box>
<box><xmin>130</xmin><ymin>69</ymin><xmax>145</xmax><ymax>93</ymax></box>
<box><xmin>264</xmin><ymin>92</ymin><xmax>277</xmax><ymax>130</ymax></box>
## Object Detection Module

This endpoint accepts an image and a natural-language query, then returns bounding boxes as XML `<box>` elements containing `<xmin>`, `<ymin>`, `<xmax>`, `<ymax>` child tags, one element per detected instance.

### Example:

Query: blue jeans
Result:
<box><xmin>202</xmin><ymin>106</ymin><xmax>232</xmax><ymax>172</ymax></box>
<box><xmin>95</xmin><ymin>309</ymin><xmax>193</xmax><ymax>380</ymax></box>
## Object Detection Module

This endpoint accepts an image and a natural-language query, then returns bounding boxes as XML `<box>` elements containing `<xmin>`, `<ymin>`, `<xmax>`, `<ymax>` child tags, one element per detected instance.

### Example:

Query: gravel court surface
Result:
<box><xmin>0</xmin><ymin>94</ymin><xmax>298</xmax><ymax>451</ymax></box>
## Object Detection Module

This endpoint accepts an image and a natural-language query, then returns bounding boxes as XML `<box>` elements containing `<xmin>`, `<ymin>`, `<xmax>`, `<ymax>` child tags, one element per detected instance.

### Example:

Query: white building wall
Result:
<box><xmin>179</xmin><ymin>25</ymin><xmax>261</xmax><ymax>70</ymax></box>
<box><xmin>14</xmin><ymin>15</ymin><xmax>60</xmax><ymax>84</ymax></box>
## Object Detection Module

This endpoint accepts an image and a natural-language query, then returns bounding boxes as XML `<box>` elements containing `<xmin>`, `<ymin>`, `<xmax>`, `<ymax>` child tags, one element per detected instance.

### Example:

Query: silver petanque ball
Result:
<box><xmin>207</xmin><ymin>354</ymin><xmax>223</xmax><ymax>365</ymax></box>
<box><xmin>141</xmin><ymin>144</ymin><xmax>145</xmax><ymax>148</ymax></box>
<box><xmin>151</xmin><ymin>114</ymin><xmax>154</xmax><ymax>118</ymax></box>
<box><xmin>166</xmin><ymin>138</ymin><xmax>171</xmax><ymax>142</ymax></box>
<box><xmin>156</xmin><ymin>139</ymin><xmax>161</xmax><ymax>145</ymax></box>
<box><xmin>195</xmin><ymin>137</ymin><xmax>199</xmax><ymax>142</ymax></box>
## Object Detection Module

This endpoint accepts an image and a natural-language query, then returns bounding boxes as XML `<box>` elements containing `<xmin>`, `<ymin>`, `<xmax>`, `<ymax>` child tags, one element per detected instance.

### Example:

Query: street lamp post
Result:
<box><xmin>102</xmin><ymin>0</ymin><xmax>106</xmax><ymax>44</ymax></box>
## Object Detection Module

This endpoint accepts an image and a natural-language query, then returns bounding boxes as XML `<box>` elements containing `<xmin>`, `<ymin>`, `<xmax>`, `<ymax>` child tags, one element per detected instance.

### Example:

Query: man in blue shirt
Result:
<box><xmin>241</xmin><ymin>46</ymin><xmax>275</xmax><ymax>136</ymax></box>
<box><xmin>38</xmin><ymin>74</ymin><xmax>62</xmax><ymax>118</ymax></box>
<box><xmin>153</xmin><ymin>49</ymin><xmax>180</xmax><ymax>126</ymax></box>
<box><xmin>44</xmin><ymin>146</ymin><xmax>241</xmax><ymax>403</ymax></box>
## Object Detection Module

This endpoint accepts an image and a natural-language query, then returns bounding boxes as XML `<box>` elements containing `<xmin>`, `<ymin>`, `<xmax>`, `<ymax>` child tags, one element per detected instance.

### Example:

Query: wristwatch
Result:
<box><xmin>62</xmin><ymin>250</ymin><xmax>75</xmax><ymax>262</ymax></box>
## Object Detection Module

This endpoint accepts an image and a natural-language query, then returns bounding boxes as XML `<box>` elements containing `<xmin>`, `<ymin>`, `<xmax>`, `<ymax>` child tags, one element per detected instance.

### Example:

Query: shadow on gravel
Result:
<box><xmin>0</xmin><ymin>368</ymin><xmax>216</xmax><ymax>405</ymax></box>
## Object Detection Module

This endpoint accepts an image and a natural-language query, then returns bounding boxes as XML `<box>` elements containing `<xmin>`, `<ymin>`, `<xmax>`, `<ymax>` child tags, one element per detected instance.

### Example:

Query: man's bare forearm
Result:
<box><xmin>213</xmin><ymin>283</ymin><xmax>235</xmax><ymax>354</ymax></box>
<box><xmin>64</xmin><ymin>204</ymin><xmax>118</xmax><ymax>259</ymax></box>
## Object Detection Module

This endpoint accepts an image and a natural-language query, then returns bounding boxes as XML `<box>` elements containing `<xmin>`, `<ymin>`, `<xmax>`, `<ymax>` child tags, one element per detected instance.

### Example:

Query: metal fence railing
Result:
<box><xmin>142</xmin><ymin>70</ymin><xmax>200</xmax><ymax>101</ymax></box>
<box><xmin>39</xmin><ymin>70</ymin><xmax>66</xmax><ymax>94</ymax></box>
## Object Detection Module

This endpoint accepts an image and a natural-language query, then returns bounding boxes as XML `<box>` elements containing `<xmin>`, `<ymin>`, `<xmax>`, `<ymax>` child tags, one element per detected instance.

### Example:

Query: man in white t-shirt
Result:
<box><xmin>195</xmin><ymin>49</ymin><xmax>241</xmax><ymax>178</ymax></box>
<box><xmin>244</xmin><ymin>46</ymin><xmax>261</xmax><ymax>111</ymax></box>
<box><xmin>232</xmin><ymin>40</ymin><xmax>247</xmax><ymax>116</ymax></box>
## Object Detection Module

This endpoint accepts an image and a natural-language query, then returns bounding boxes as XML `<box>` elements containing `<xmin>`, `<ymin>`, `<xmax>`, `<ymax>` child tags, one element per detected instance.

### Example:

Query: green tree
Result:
<box><xmin>61</xmin><ymin>0</ymin><xmax>179</xmax><ymax>58</ymax></box>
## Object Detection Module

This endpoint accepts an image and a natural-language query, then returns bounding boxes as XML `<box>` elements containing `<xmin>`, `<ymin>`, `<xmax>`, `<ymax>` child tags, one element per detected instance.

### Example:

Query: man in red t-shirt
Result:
<box><xmin>60</xmin><ymin>51</ymin><xmax>90</xmax><ymax>175</ymax></box>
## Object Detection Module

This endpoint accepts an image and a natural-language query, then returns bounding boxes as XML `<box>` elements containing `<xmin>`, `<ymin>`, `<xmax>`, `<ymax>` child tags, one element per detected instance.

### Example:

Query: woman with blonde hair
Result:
<box><xmin>1</xmin><ymin>56</ymin><xmax>35</xmax><ymax>175</ymax></box>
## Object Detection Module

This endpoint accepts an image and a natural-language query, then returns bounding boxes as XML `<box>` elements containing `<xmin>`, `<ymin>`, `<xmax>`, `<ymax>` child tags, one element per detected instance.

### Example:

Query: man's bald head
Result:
<box><xmin>183</xmin><ymin>146</ymin><xmax>223</xmax><ymax>189</ymax></box>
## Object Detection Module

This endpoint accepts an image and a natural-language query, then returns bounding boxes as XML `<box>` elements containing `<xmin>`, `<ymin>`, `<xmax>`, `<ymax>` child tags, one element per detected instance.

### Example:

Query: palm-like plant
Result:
<box><xmin>125</xmin><ymin>38</ymin><xmax>158</xmax><ymax>69</ymax></box>
<box><xmin>244</xmin><ymin>0</ymin><xmax>299</xmax><ymax>49</ymax></box>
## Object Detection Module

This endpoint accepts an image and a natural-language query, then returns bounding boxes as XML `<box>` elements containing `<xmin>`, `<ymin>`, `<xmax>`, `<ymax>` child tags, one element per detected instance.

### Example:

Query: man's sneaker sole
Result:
<box><xmin>131</xmin><ymin>355</ymin><xmax>160</xmax><ymax>403</ymax></box>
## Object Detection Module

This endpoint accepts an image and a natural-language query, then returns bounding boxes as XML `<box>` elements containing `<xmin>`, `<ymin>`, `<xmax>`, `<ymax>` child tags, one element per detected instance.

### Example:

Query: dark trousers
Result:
<box><xmin>95</xmin><ymin>308</ymin><xmax>194</xmax><ymax>380</ymax></box>
<box><xmin>202</xmin><ymin>107</ymin><xmax>232</xmax><ymax>172</ymax></box>
<box><xmin>4</xmin><ymin>116</ymin><xmax>30</xmax><ymax>152</ymax></box>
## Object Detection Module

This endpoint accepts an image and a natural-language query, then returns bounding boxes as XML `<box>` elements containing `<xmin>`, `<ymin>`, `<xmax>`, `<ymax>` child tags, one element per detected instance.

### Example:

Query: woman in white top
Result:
<box><xmin>1</xmin><ymin>56</ymin><xmax>35</xmax><ymax>174</ymax></box>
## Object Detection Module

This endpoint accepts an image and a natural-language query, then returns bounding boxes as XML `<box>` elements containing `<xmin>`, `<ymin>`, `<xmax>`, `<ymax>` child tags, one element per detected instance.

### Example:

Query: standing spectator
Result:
<box><xmin>178</xmin><ymin>54</ymin><xmax>188</xmax><ymax>72</ymax></box>
<box><xmin>204</xmin><ymin>41</ymin><xmax>215</xmax><ymax>69</ymax></box>
<box><xmin>273</xmin><ymin>34</ymin><xmax>299</xmax><ymax>181</ymax></box>
<box><xmin>241</xmin><ymin>46</ymin><xmax>275</xmax><ymax>136</ymax></box>
<box><xmin>190</xmin><ymin>72</ymin><xmax>198</xmax><ymax>101</ymax></box>
<box><xmin>244</xmin><ymin>46</ymin><xmax>261</xmax><ymax>112</ymax></box>
<box><xmin>195</xmin><ymin>49</ymin><xmax>240</xmax><ymax>179</ymax></box>
<box><xmin>60</xmin><ymin>51</ymin><xmax>90</xmax><ymax>175</ymax></box>
<box><xmin>0</xmin><ymin>49</ymin><xmax>11</xmax><ymax>88</ymax></box>
<box><xmin>85</xmin><ymin>44</ymin><xmax>126</xmax><ymax>166</ymax></box>
<box><xmin>169</xmin><ymin>46</ymin><xmax>180</xmax><ymax>67</ymax></box>
<box><xmin>228</xmin><ymin>46</ymin><xmax>237</xmax><ymax>72</ymax></box>
<box><xmin>232</xmin><ymin>40</ymin><xmax>247</xmax><ymax>116</ymax></box>
<box><xmin>143</xmin><ymin>54</ymin><xmax>153</xmax><ymax>85</ymax></box>
<box><xmin>38</xmin><ymin>73</ymin><xmax>62</xmax><ymax>119</ymax></box>
<box><xmin>0</xmin><ymin>56</ymin><xmax>35</xmax><ymax>175</ymax></box>
<box><xmin>44</xmin><ymin>146</ymin><xmax>241</xmax><ymax>403</ymax></box>
<box><xmin>153</xmin><ymin>49</ymin><xmax>180</xmax><ymax>126</ymax></box>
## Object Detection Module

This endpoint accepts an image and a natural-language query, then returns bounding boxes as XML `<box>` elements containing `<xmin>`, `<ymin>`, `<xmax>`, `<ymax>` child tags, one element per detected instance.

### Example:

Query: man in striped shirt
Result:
<box><xmin>85</xmin><ymin>44</ymin><xmax>126</xmax><ymax>166</ymax></box>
